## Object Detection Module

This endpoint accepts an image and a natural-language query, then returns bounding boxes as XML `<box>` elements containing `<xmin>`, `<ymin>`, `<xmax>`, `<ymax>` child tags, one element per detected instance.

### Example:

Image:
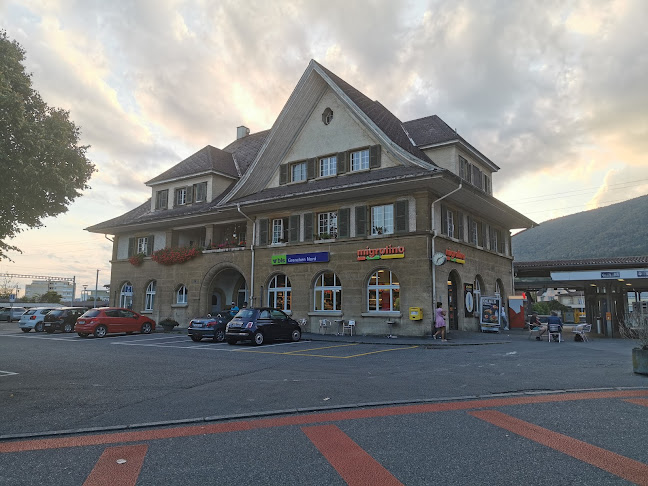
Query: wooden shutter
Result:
<box><xmin>289</xmin><ymin>215</ymin><xmax>300</xmax><ymax>243</ymax></box>
<box><xmin>303</xmin><ymin>213</ymin><xmax>313</xmax><ymax>241</ymax></box>
<box><xmin>457</xmin><ymin>212</ymin><xmax>464</xmax><ymax>241</ymax></box>
<box><xmin>186</xmin><ymin>186</ymin><xmax>193</xmax><ymax>203</ymax></box>
<box><xmin>369</xmin><ymin>145</ymin><xmax>381</xmax><ymax>168</ymax></box>
<box><xmin>355</xmin><ymin>205</ymin><xmax>367</xmax><ymax>236</ymax></box>
<box><xmin>337</xmin><ymin>152</ymin><xmax>347</xmax><ymax>175</ymax></box>
<box><xmin>480</xmin><ymin>222</ymin><xmax>487</xmax><ymax>247</ymax></box>
<box><xmin>307</xmin><ymin>158</ymin><xmax>316</xmax><ymax>180</ymax></box>
<box><xmin>147</xmin><ymin>235</ymin><xmax>154</xmax><ymax>255</ymax></box>
<box><xmin>395</xmin><ymin>200</ymin><xmax>409</xmax><ymax>234</ymax></box>
<box><xmin>440</xmin><ymin>204</ymin><xmax>448</xmax><ymax>235</ymax></box>
<box><xmin>259</xmin><ymin>219</ymin><xmax>268</xmax><ymax>246</ymax></box>
<box><xmin>279</xmin><ymin>164</ymin><xmax>288</xmax><ymax>185</ymax></box>
<box><xmin>282</xmin><ymin>217</ymin><xmax>289</xmax><ymax>242</ymax></box>
<box><xmin>128</xmin><ymin>237</ymin><xmax>135</xmax><ymax>257</ymax></box>
<box><xmin>338</xmin><ymin>208</ymin><xmax>350</xmax><ymax>238</ymax></box>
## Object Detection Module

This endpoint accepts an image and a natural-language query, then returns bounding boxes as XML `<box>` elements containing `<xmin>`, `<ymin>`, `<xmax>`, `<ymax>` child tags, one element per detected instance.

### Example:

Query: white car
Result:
<box><xmin>0</xmin><ymin>307</ymin><xmax>26</xmax><ymax>322</ymax></box>
<box><xmin>18</xmin><ymin>307</ymin><xmax>58</xmax><ymax>332</ymax></box>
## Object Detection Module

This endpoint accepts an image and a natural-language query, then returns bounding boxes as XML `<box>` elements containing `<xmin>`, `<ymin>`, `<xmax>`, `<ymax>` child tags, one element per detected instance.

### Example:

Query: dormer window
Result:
<box><xmin>175</xmin><ymin>188</ymin><xmax>187</xmax><ymax>206</ymax></box>
<box><xmin>155</xmin><ymin>189</ymin><xmax>168</xmax><ymax>210</ymax></box>
<box><xmin>193</xmin><ymin>182</ymin><xmax>207</xmax><ymax>202</ymax></box>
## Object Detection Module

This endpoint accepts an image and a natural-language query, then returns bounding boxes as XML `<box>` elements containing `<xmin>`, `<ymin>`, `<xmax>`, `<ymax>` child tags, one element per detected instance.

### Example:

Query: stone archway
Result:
<box><xmin>200</xmin><ymin>263</ymin><xmax>247</xmax><ymax>316</ymax></box>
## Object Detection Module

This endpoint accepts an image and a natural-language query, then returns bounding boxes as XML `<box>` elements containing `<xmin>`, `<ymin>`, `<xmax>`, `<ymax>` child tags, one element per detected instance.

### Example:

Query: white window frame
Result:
<box><xmin>137</xmin><ymin>237</ymin><xmax>148</xmax><ymax>255</ymax></box>
<box><xmin>194</xmin><ymin>182</ymin><xmax>207</xmax><ymax>202</ymax></box>
<box><xmin>446</xmin><ymin>210</ymin><xmax>455</xmax><ymax>238</ymax></box>
<box><xmin>267</xmin><ymin>274</ymin><xmax>291</xmax><ymax>312</ymax></box>
<box><xmin>119</xmin><ymin>282</ymin><xmax>133</xmax><ymax>309</ymax></box>
<box><xmin>145</xmin><ymin>281</ymin><xmax>156</xmax><ymax>311</ymax></box>
<box><xmin>319</xmin><ymin>156</ymin><xmax>337</xmax><ymax>178</ymax></box>
<box><xmin>314</xmin><ymin>272</ymin><xmax>342</xmax><ymax>311</ymax></box>
<box><xmin>291</xmin><ymin>162</ymin><xmax>307</xmax><ymax>182</ymax></box>
<box><xmin>176</xmin><ymin>188</ymin><xmax>187</xmax><ymax>206</ymax></box>
<box><xmin>176</xmin><ymin>285</ymin><xmax>188</xmax><ymax>305</ymax></box>
<box><xmin>371</xmin><ymin>204</ymin><xmax>394</xmax><ymax>235</ymax></box>
<box><xmin>350</xmin><ymin>149</ymin><xmax>369</xmax><ymax>172</ymax></box>
<box><xmin>367</xmin><ymin>270</ymin><xmax>400</xmax><ymax>312</ymax></box>
<box><xmin>317</xmin><ymin>211</ymin><xmax>337</xmax><ymax>238</ymax></box>
<box><xmin>272</xmin><ymin>219</ymin><xmax>284</xmax><ymax>244</ymax></box>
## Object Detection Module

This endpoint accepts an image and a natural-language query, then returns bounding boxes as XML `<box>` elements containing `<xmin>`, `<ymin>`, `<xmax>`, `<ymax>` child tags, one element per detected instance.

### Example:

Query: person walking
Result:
<box><xmin>433</xmin><ymin>302</ymin><xmax>447</xmax><ymax>341</ymax></box>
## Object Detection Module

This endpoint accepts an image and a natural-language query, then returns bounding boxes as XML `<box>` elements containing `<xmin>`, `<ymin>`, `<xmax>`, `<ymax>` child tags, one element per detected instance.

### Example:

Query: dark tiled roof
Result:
<box><xmin>403</xmin><ymin>115</ymin><xmax>499</xmax><ymax>170</ymax></box>
<box><xmin>146</xmin><ymin>145</ymin><xmax>238</xmax><ymax>185</ymax></box>
<box><xmin>515</xmin><ymin>256</ymin><xmax>648</xmax><ymax>269</ymax></box>
<box><xmin>86</xmin><ymin>200</ymin><xmax>152</xmax><ymax>231</ymax></box>
<box><xmin>222</xmin><ymin>129</ymin><xmax>270</xmax><ymax>175</ymax></box>
<box><xmin>314</xmin><ymin>62</ymin><xmax>435</xmax><ymax>166</ymax></box>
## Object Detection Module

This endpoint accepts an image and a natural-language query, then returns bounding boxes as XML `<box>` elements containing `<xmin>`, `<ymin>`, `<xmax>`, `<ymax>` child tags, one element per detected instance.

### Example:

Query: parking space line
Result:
<box><xmin>0</xmin><ymin>334</ymin><xmax>82</xmax><ymax>342</ymax></box>
<box><xmin>239</xmin><ymin>344</ymin><xmax>418</xmax><ymax>359</ymax></box>
<box><xmin>283</xmin><ymin>343</ymin><xmax>360</xmax><ymax>354</ymax></box>
<box><xmin>343</xmin><ymin>345</ymin><xmax>419</xmax><ymax>358</ymax></box>
<box><xmin>624</xmin><ymin>398</ymin><xmax>648</xmax><ymax>408</ymax></box>
<box><xmin>302</xmin><ymin>424</ymin><xmax>403</xmax><ymax>486</ymax></box>
<box><xmin>469</xmin><ymin>410</ymin><xmax>648</xmax><ymax>485</ymax></box>
<box><xmin>83</xmin><ymin>444</ymin><xmax>148</xmax><ymax>486</ymax></box>
<box><xmin>0</xmin><ymin>370</ymin><xmax>18</xmax><ymax>377</ymax></box>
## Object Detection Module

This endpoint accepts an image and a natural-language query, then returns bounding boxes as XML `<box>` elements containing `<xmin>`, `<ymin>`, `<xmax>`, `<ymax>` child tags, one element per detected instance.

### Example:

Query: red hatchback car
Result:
<box><xmin>75</xmin><ymin>307</ymin><xmax>156</xmax><ymax>338</ymax></box>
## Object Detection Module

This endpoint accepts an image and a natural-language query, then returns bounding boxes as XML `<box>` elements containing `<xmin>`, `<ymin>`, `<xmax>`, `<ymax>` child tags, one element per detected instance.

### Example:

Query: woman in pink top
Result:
<box><xmin>433</xmin><ymin>302</ymin><xmax>447</xmax><ymax>341</ymax></box>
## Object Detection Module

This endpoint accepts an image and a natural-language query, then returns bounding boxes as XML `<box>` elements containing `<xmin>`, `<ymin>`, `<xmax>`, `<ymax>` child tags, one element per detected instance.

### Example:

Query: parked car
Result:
<box><xmin>18</xmin><ymin>307</ymin><xmax>58</xmax><ymax>332</ymax></box>
<box><xmin>188</xmin><ymin>313</ymin><xmax>232</xmax><ymax>342</ymax></box>
<box><xmin>0</xmin><ymin>307</ymin><xmax>27</xmax><ymax>322</ymax></box>
<box><xmin>75</xmin><ymin>307</ymin><xmax>156</xmax><ymax>338</ymax></box>
<box><xmin>43</xmin><ymin>307</ymin><xmax>87</xmax><ymax>333</ymax></box>
<box><xmin>225</xmin><ymin>307</ymin><xmax>301</xmax><ymax>345</ymax></box>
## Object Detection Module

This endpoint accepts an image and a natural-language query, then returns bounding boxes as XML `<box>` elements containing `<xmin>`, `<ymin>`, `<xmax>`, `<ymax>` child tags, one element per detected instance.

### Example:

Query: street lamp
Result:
<box><xmin>83</xmin><ymin>285</ymin><xmax>88</xmax><ymax>302</ymax></box>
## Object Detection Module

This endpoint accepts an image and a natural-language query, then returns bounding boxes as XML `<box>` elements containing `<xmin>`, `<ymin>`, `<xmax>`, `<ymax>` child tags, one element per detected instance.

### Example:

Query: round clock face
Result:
<box><xmin>433</xmin><ymin>252</ymin><xmax>446</xmax><ymax>266</ymax></box>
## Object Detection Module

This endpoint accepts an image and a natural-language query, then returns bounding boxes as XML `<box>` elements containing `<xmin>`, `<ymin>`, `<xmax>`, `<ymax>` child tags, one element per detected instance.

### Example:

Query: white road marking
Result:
<box><xmin>0</xmin><ymin>370</ymin><xmax>19</xmax><ymax>377</ymax></box>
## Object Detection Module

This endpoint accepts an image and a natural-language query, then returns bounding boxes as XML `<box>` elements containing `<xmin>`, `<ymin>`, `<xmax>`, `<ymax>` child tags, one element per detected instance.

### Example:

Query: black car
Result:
<box><xmin>43</xmin><ymin>307</ymin><xmax>87</xmax><ymax>333</ymax></box>
<box><xmin>187</xmin><ymin>313</ymin><xmax>232</xmax><ymax>342</ymax></box>
<box><xmin>225</xmin><ymin>307</ymin><xmax>301</xmax><ymax>346</ymax></box>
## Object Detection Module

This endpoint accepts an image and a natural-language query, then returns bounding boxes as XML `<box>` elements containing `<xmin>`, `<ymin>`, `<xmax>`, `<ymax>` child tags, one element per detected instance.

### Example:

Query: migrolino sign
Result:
<box><xmin>446</xmin><ymin>249</ymin><xmax>466</xmax><ymax>264</ymax></box>
<box><xmin>357</xmin><ymin>245</ymin><xmax>405</xmax><ymax>261</ymax></box>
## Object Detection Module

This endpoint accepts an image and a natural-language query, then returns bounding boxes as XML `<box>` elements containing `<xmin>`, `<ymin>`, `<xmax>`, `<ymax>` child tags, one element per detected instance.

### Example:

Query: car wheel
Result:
<box><xmin>227</xmin><ymin>339</ymin><xmax>237</xmax><ymax>345</ymax></box>
<box><xmin>77</xmin><ymin>333</ymin><xmax>89</xmax><ymax>338</ymax></box>
<box><xmin>21</xmin><ymin>328</ymin><xmax>30</xmax><ymax>333</ymax></box>
<box><xmin>253</xmin><ymin>331</ymin><xmax>264</xmax><ymax>346</ymax></box>
<box><xmin>190</xmin><ymin>334</ymin><xmax>202</xmax><ymax>342</ymax></box>
<box><xmin>94</xmin><ymin>325</ymin><xmax>108</xmax><ymax>338</ymax></box>
<box><xmin>63</xmin><ymin>323</ymin><xmax>73</xmax><ymax>333</ymax></box>
<box><xmin>291</xmin><ymin>328</ymin><xmax>301</xmax><ymax>342</ymax></box>
<box><xmin>35</xmin><ymin>322</ymin><xmax>44</xmax><ymax>332</ymax></box>
<box><xmin>141</xmin><ymin>322</ymin><xmax>152</xmax><ymax>334</ymax></box>
<box><xmin>45</xmin><ymin>329</ymin><xmax>54</xmax><ymax>334</ymax></box>
<box><xmin>213</xmin><ymin>329</ymin><xmax>225</xmax><ymax>343</ymax></box>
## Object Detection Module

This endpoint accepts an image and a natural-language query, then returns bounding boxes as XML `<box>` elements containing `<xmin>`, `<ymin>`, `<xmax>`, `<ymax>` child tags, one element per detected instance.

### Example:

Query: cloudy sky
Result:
<box><xmin>2</xmin><ymin>0</ymin><xmax>647</xmax><ymax>297</ymax></box>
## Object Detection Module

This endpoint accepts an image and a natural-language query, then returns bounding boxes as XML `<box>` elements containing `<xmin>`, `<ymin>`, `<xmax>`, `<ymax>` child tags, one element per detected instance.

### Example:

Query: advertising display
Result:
<box><xmin>479</xmin><ymin>296</ymin><xmax>501</xmax><ymax>332</ymax></box>
<box><xmin>464</xmin><ymin>283</ymin><xmax>474</xmax><ymax>317</ymax></box>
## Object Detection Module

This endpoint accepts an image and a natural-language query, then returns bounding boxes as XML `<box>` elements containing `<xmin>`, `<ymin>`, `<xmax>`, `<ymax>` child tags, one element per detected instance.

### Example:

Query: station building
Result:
<box><xmin>87</xmin><ymin>61</ymin><xmax>534</xmax><ymax>336</ymax></box>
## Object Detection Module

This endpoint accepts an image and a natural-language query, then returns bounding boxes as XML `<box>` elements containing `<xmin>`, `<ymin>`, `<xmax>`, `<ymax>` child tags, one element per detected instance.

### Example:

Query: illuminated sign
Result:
<box><xmin>446</xmin><ymin>249</ymin><xmax>466</xmax><ymax>264</ymax></box>
<box><xmin>272</xmin><ymin>252</ymin><xmax>329</xmax><ymax>265</ymax></box>
<box><xmin>357</xmin><ymin>245</ymin><xmax>405</xmax><ymax>261</ymax></box>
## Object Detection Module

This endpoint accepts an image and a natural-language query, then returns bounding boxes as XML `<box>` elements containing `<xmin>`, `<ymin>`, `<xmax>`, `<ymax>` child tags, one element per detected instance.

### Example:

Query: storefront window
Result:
<box><xmin>314</xmin><ymin>272</ymin><xmax>342</xmax><ymax>311</ymax></box>
<box><xmin>367</xmin><ymin>270</ymin><xmax>400</xmax><ymax>312</ymax></box>
<box><xmin>268</xmin><ymin>274</ymin><xmax>292</xmax><ymax>312</ymax></box>
<box><xmin>120</xmin><ymin>282</ymin><xmax>133</xmax><ymax>309</ymax></box>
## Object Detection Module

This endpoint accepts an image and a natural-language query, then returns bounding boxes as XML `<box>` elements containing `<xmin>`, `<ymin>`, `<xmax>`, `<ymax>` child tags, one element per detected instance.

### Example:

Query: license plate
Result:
<box><xmin>192</xmin><ymin>323</ymin><xmax>203</xmax><ymax>328</ymax></box>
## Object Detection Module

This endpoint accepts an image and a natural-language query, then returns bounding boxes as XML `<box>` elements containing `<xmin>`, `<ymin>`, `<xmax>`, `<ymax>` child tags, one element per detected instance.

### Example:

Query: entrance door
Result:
<box><xmin>211</xmin><ymin>292</ymin><xmax>221</xmax><ymax>314</ymax></box>
<box><xmin>447</xmin><ymin>274</ymin><xmax>459</xmax><ymax>330</ymax></box>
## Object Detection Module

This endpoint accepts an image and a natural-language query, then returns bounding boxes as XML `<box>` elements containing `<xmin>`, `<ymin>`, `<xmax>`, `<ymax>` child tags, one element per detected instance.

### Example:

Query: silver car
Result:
<box><xmin>0</xmin><ymin>307</ymin><xmax>26</xmax><ymax>323</ymax></box>
<box><xmin>18</xmin><ymin>307</ymin><xmax>57</xmax><ymax>332</ymax></box>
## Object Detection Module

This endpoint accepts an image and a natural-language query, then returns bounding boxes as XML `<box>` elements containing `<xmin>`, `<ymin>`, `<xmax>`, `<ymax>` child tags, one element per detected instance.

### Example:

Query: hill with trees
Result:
<box><xmin>512</xmin><ymin>194</ymin><xmax>648</xmax><ymax>261</ymax></box>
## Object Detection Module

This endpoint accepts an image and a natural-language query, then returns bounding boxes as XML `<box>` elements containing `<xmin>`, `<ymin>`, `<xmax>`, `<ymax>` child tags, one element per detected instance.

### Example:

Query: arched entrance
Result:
<box><xmin>447</xmin><ymin>270</ymin><xmax>461</xmax><ymax>330</ymax></box>
<box><xmin>202</xmin><ymin>265</ymin><xmax>248</xmax><ymax>316</ymax></box>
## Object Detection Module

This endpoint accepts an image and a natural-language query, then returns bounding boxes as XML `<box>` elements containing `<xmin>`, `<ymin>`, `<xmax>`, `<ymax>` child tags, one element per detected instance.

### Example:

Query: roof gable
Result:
<box><xmin>146</xmin><ymin>145</ymin><xmax>238</xmax><ymax>186</ymax></box>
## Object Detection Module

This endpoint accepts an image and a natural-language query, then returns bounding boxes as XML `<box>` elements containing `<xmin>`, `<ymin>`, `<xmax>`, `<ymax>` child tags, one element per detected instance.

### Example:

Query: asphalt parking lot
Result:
<box><xmin>1</xmin><ymin>324</ymin><xmax>647</xmax><ymax>485</ymax></box>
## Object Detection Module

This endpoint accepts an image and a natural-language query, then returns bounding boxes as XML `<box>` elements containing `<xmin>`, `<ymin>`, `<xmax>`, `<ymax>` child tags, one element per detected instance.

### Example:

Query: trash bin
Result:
<box><xmin>409</xmin><ymin>307</ymin><xmax>422</xmax><ymax>321</ymax></box>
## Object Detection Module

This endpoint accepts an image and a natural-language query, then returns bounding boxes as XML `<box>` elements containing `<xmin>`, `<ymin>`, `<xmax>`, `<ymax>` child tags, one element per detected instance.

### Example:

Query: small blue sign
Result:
<box><xmin>601</xmin><ymin>271</ymin><xmax>620</xmax><ymax>278</ymax></box>
<box><xmin>272</xmin><ymin>251</ymin><xmax>329</xmax><ymax>265</ymax></box>
<box><xmin>638</xmin><ymin>271</ymin><xmax>648</xmax><ymax>278</ymax></box>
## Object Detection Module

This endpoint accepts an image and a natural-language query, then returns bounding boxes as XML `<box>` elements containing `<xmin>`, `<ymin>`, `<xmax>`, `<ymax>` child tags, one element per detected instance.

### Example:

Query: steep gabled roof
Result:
<box><xmin>146</xmin><ymin>145</ymin><xmax>238</xmax><ymax>185</ymax></box>
<box><xmin>222</xmin><ymin>129</ymin><xmax>270</xmax><ymax>175</ymax></box>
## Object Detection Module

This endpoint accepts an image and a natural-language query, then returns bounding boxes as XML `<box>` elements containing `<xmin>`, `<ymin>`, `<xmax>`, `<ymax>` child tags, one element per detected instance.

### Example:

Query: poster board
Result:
<box><xmin>464</xmin><ymin>284</ymin><xmax>474</xmax><ymax>317</ymax></box>
<box><xmin>480</xmin><ymin>296</ymin><xmax>501</xmax><ymax>332</ymax></box>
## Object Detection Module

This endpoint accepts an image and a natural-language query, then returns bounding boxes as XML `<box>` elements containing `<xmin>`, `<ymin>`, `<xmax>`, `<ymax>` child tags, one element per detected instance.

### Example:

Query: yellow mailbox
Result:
<box><xmin>409</xmin><ymin>307</ymin><xmax>422</xmax><ymax>321</ymax></box>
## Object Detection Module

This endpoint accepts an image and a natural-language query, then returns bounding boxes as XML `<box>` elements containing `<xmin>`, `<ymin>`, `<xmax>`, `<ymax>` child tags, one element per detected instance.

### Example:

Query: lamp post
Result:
<box><xmin>83</xmin><ymin>285</ymin><xmax>88</xmax><ymax>303</ymax></box>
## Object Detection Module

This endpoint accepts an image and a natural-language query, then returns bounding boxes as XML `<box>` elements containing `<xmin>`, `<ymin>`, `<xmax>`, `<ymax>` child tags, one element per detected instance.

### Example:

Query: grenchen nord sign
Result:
<box><xmin>357</xmin><ymin>245</ymin><xmax>405</xmax><ymax>261</ymax></box>
<box><xmin>272</xmin><ymin>252</ymin><xmax>329</xmax><ymax>265</ymax></box>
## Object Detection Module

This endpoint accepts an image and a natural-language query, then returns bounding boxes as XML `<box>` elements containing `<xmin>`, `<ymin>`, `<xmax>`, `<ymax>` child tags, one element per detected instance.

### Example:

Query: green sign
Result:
<box><xmin>272</xmin><ymin>255</ymin><xmax>287</xmax><ymax>265</ymax></box>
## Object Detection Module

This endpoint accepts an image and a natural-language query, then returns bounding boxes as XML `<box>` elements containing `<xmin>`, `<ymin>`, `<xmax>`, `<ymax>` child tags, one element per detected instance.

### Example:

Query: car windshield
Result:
<box><xmin>82</xmin><ymin>310</ymin><xmax>101</xmax><ymax>318</ymax></box>
<box><xmin>235</xmin><ymin>309</ymin><xmax>256</xmax><ymax>319</ymax></box>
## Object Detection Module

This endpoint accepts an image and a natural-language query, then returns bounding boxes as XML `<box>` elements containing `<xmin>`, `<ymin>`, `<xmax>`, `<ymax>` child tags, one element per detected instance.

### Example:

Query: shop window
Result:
<box><xmin>120</xmin><ymin>282</ymin><xmax>133</xmax><ymax>309</ymax></box>
<box><xmin>367</xmin><ymin>270</ymin><xmax>400</xmax><ymax>312</ymax></box>
<box><xmin>176</xmin><ymin>285</ymin><xmax>188</xmax><ymax>305</ymax></box>
<box><xmin>371</xmin><ymin>204</ymin><xmax>394</xmax><ymax>235</ymax></box>
<box><xmin>314</xmin><ymin>272</ymin><xmax>342</xmax><ymax>311</ymax></box>
<box><xmin>268</xmin><ymin>274</ymin><xmax>292</xmax><ymax>312</ymax></box>
<box><xmin>145</xmin><ymin>281</ymin><xmax>156</xmax><ymax>311</ymax></box>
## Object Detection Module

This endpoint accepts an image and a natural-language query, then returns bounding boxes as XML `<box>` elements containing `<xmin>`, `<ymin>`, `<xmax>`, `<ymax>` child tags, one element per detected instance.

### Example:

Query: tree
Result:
<box><xmin>40</xmin><ymin>291</ymin><xmax>62</xmax><ymax>303</ymax></box>
<box><xmin>0</xmin><ymin>31</ymin><xmax>95</xmax><ymax>259</ymax></box>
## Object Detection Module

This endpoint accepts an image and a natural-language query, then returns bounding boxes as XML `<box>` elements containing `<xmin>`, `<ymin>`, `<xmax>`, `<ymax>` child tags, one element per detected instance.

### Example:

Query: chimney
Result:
<box><xmin>237</xmin><ymin>126</ymin><xmax>250</xmax><ymax>140</ymax></box>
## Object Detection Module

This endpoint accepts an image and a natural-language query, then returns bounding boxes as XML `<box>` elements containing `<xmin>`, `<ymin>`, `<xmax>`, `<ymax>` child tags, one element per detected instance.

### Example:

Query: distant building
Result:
<box><xmin>24</xmin><ymin>280</ymin><xmax>74</xmax><ymax>302</ymax></box>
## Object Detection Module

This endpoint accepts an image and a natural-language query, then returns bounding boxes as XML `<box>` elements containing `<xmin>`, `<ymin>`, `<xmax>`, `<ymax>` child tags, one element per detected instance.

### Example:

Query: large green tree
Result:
<box><xmin>0</xmin><ymin>31</ymin><xmax>95</xmax><ymax>259</ymax></box>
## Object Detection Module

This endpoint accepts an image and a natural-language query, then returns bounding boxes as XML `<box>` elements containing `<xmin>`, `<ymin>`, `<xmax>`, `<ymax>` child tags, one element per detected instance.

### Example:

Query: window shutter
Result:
<box><xmin>128</xmin><ymin>237</ymin><xmax>135</xmax><ymax>257</ymax></box>
<box><xmin>338</xmin><ymin>208</ymin><xmax>350</xmax><ymax>238</ymax></box>
<box><xmin>498</xmin><ymin>230</ymin><xmax>504</xmax><ymax>253</ymax></box>
<box><xmin>282</xmin><ymin>217</ymin><xmax>289</xmax><ymax>242</ymax></box>
<box><xmin>369</xmin><ymin>145</ymin><xmax>381</xmax><ymax>168</ymax></box>
<box><xmin>279</xmin><ymin>164</ymin><xmax>288</xmax><ymax>185</ymax></box>
<box><xmin>289</xmin><ymin>215</ymin><xmax>300</xmax><ymax>243</ymax></box>
<box><xmin>303</xmin><ymin>213</ymin><xmax>313</xmax><ymax>241</ymax></box>
<box><xmin>440</xmin><ymin>204</ymin><xmax>448</xmax><ymax>235</ymax></box>
<box><xmin>307</xmin><ymin>158</ymin><xmax>316</xmax><ymax>180</ymax></box>
<box><xmin>481</xmin><ymin>222</ymin><xmax>487</xmax><ymax>247</ymax></box>
<box><xmin>337</xmin><ymin>152</ymin><xmax>347</xmax><ymax>175</ymax></box>
<box><xmin>457</xmin><ymin>212</ymin><xmax>464</xmax><ymax>241</ymax></box>
<box><xmin>147</xmin><ymin>235</ymin><xmax>154</xmax><ymax>256</ymax></box>
<box><xmin>467</xmin><ymin>216</ymin><xmax>473</xmax><ymax>243</ymax></box>
<box><xmin>185</xmin><ymin>186</ymin><xmax>193</xmax><ymax>204</ymax></box>
<box><xmin>259</xmin><ymin>219</ymin><xmax>268</xmax><ymax>246</ymax></box>
<box><xmin>355</xmin><ymin>205</ymin><xmax>367</xmax><ymax>236</ymax></box>
<box><xmin>395</xmin><ymin>200</ymin><xmax>409</xmax><ymax>234</ymax></box>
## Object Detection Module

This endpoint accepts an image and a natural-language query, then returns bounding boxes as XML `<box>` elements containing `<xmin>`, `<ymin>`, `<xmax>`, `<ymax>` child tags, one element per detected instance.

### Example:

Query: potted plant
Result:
<box><xmin>619</xmin><ymin>311</ymin><xmax>648</xmax><ymax>375</ymax></box>
<box><xmin>159</xmin><ymin>318</ymin><xmax>179</xmax><ymax>333</ymax></box>
<box><xmin>128</xmin><ymin>253</ymin><xmax>146</xmax><ymax>266</ymax></box>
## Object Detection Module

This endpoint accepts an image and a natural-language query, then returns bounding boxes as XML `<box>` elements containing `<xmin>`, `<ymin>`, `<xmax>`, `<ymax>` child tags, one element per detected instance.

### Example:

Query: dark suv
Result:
<box><xmin>43</xmin><ymin>307</ymin><xmax>87</xmax><ymax>333</ymax></box>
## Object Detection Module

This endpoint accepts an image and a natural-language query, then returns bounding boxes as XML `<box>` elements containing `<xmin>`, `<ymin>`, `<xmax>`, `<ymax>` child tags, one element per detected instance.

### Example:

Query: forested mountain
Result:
<box><xmin>512</xmin><ymin>194</ymin><xmax>648</xmax><ymax>262</ymax></box>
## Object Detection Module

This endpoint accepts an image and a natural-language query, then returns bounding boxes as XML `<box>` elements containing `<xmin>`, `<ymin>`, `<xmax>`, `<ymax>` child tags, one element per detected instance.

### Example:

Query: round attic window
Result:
<box><xmin>322</xmin><ymin>108</ymin><xmax>333</xmax><ymax>125</ymax></box>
